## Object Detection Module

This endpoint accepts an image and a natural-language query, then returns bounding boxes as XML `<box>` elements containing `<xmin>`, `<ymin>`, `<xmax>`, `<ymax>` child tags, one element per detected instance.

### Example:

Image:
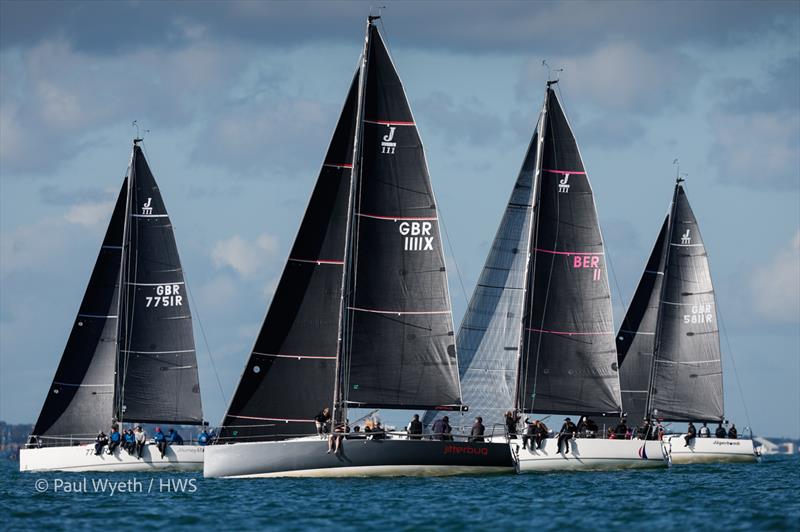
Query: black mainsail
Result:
<box><xmin>117</xmin><ymin>145</ymin><xmax>203</xmax><ymax>425</ymax></box>
<box><xmin>219</xmin><ymin>18</ymin><xmax>461</xmax><ymax>443</ymax></box>
<box><xmin>617</xmin><ymin>181</ymin><xmax>723</xmax><ymax>422</ymax></box>
<box><xmin>31</xmin><ymin>142</ymin><xmax>203</xmax><ymax>440</ymax></box>
<box><xmin>519</xmin><ymin>87</ymin><xmax>621</xmax><ymax>415</ymax></box>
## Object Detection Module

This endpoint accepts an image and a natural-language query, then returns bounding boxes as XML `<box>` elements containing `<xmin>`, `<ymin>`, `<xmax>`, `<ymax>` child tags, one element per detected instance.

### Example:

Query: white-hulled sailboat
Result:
<box><xmin>20</xmin><ymin>140</ymin><xmax>206</xmax><ymax>472</ymax></box>
<box><xmin>203</xmin><ymin>17</ymin><xmax>514</xmax><ymax>479</ymax></box>
<box><xmin>616</xmin><ymin>178</ymin><xmax>758</xmax><ymax>464</ymax></box>
<box><xmin>425</xmin><ymin>80</ymin><xmax>667</xmax><ymax>472</ymax></box>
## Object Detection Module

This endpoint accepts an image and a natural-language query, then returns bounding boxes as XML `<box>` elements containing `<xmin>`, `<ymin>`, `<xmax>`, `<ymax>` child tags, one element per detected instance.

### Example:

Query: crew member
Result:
<box><xmin>470</xmin><ymin>417</ymin><xmax>486</xmax><ymax>443</ymax></box>
<box><xmin>134</xmin><ymin>426</ymin><xmax>147</xmax><ymax>459</ymax></box>
<box><xmin>505</xmin><ymin>411</ymin><xmax>520</xmax><ymax>439</ymax></box>
<box><xmin>699</xmin><ymin>422</ymin><xmax>711</xmax><ymax>438</ymax></box>
<box><xmin>407</xmin><ymin>414</ymin><xmax>423</xmax><ymax>440</ymax></box>
<box><xmin>728</xmin><ymin>424</ymin><xmax>738</xmax><ymax>439</ymax></box>
<box><xmin>94</xmin><ymin>431</ymin><xmax>108</xmax><ymax>456</ymax></box>
<box><xmin>107</xmin><ymin>427</ymin><xmax>121</xmax><ymax>455</ymax></box>
<box><xmin>684</xmin><ymin>422</ymin><xmax>697</xmax><ymax>447</ymax></box>
<box><xmin>715</xmin><ymin>423</ymin><xmax>727</xmax><ymax>438</ymax></box>
<box><xmin>557</xmin><ymin>418</ymin><xmax>577</xmax><ymax>454</ymax></box>
<box><xmin>314</xmin><ymin>408</ymin><xmax>331</xmax><ymax>437</ymax></box>
<box><xmin>154</xmin><ymin>427</ymin><xmax>167</xmax><ymax>458</ymax></box>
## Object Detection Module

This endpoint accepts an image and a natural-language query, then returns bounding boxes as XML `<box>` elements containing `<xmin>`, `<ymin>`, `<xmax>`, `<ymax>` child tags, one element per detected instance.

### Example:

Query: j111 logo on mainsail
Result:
<box><xmin>558</xmin><ymin>174</ymin><xmax>570</xmax><ymax>193</ymax></box>
<box><xmin>141</xmin><ymin>198</ymin><xmax>153</xmax><ymax>215</ymax></box>
<box><xmin>399</xmin><ymin>221</ymin><xmax>433</xmax><ymax>251</ymax></box>
<box><xmin>381</xmin><ymin>126</ymin><xmax>397</xmax><ymax>154</ymax></box>
<box><xmin>681</xmin><ymin>229</ymin><xmax>691</xmax><ymax>244</ymax></box>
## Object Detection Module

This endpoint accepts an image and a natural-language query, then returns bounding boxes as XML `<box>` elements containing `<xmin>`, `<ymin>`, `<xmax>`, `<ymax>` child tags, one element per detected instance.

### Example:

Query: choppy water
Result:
<box><xmin>1</xmin><ymin>455</ymin><xmax>798</xmax><ymax>530</ymax></box>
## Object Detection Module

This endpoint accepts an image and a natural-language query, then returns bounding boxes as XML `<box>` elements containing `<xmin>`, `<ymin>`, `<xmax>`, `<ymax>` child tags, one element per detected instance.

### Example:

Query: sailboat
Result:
<box><xmin>20</xmin><ymin>140</ymin><xmax>206</xmax><ymax>472</ymax></box>
<box><xmin>203</xmin><ymin>17</ymin><xmax>513</xmax><ymax>478</ymax></box>
<box><xmin>425</xmin><ymin>80</ymin><xmax>667</xmax><ymax>472</ymax></box>
<box><xmin>616</xmin><ymin>178</ymin><xmax>758</xmax><ymax>464</ymax></box>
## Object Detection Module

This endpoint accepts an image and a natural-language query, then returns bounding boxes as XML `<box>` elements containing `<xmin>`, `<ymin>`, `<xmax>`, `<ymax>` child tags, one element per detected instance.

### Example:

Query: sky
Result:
<box><xmin>1</xmin><ymin>0</ymin><xmax>798</xmax><ymax>438</ymax></box>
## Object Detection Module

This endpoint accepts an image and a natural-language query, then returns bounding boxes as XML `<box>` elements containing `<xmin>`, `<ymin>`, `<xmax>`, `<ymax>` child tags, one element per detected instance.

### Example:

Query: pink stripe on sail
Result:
<box><xmin>364</xmin><ymin>119</ymin><xmax>415</xmax><ymax>126</ymax></box>
<box><xmin>526</xmin><ymin>327</ymin><xmax>614</xmax><ymax>336</ymax></box>
<box><xmin>357</xmin><ymin>213</ymin><xmax>438</xmax><ymax>221</ymax></box>
<box><xmin>533</xmin><ymin>247</ymin><xmax>604</xmax><ymax>256</ymax></box>
<box><xmin>542</xmin><ymin>169</ymin><xmax>586</xmax><ymax>175</ymax></box>
<box><xmin>323</xmin><ymin>163</ymin><xmax>353</xmax><ymax>169</ymax></box>
<box><xmin>227</xmin><ymin>415</ymin><xmax>314</xmax><ymax>423</ymax></box>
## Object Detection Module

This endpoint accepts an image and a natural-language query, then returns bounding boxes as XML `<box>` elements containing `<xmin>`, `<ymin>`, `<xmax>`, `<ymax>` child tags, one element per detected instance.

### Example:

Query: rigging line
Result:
<box><xmin>601</xmin><ymin>221</ymin><xmax>629</xmax><ymax>331</ymax></box>
<box><xmin>183</xmin><ymin>267</ymin><xmax>228</xmax><ymax>407</ymax></box>
<box><xmin>437</xmin><ymin>203</ymin><xmax>469</xmax><ymax>310</ymax></box>
<box><xmin>715</xmin><ymin>302</ymin><xmax>753</xmax><ymax>431</ymax></box>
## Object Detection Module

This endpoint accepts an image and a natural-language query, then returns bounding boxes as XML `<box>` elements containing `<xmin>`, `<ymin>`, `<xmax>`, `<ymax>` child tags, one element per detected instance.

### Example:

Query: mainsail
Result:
<box><xmin>343</xmin><ymin>23</ymin><xmax>460</xmax><ymax>411</ymax></box>
<box><xmin>117</xmin><ymin>145</ymin><xmax>203</xmax><ymax>425</ymax></box>
<box><xmin>31</xmin><ymin>142</ymin><xmax>203</xmax><ymax>439</ymax></box>
<box><xmin>618</xmin><ymin>181</ymin><xmax>723</xmax><ymax>422</ymax></box>
<box><xmin>519</xmin><ymin>87</ymin><xmax>621</xmax><ymax>415</ymax></box>
<box><xmin>219</xmin><ymin>19</ymin><xmax>461</xmax><ymax>442</ymax></box>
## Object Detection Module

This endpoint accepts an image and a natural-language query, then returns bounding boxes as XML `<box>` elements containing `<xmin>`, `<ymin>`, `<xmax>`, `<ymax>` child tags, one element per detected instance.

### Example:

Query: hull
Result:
<box><xmin>666</xmin><ymin>435</ymin><xmax>758</xmax><ymax>464</ymax></box>
<box><xmin>204</xmin><ymin>437</ymin><xmax>514</xmax><ymax>478</ymax></box>
<box><xmin>20</xmin><ymin>444</ymin><xmax>204</xmax><ymax>473</ymax></box>
<box><xmin>501</xmin><ymin>436</ymin><xmax>668</xmax><ymax>472</ymax></box>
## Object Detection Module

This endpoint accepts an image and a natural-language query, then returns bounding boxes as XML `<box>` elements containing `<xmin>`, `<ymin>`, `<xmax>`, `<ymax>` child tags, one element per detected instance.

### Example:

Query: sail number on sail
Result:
<box><xmin>399</xmin><ymin>221</ymin><xmax>434</xmax><ymax>251</ymax></box>
<box><xmin>683</xmin><ymin>304</ymin><xmax>713</xmax><ymax>324</ymax></box>
<box><xmin>145</xmin><ymin>284</ymin><xmax>184</xmax><ymax>308</ymax></box>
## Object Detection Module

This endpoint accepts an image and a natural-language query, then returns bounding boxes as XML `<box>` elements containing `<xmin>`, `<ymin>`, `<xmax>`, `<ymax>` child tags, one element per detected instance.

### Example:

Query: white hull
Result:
<box><xmin>20</xmin><ymin>444</ymin><xmax>204</xmax><ymax>473</ymax></box>
<box><xmin>204</xmin><ymin>437</ymin><xmax>514</xmax><ymax>478</ymax></box>
<box><xmin>666</xmin><ymin>435</ymin><xmax>758</xmax><ymax>464</ymax></box>
<box><xmin>500</xmin><ymin>437</ymin><xmax>668</xmax><ymax>472</ymax></box>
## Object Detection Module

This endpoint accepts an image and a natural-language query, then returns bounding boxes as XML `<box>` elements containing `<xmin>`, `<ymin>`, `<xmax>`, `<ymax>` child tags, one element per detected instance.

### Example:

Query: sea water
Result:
<box><xmin>1</xmin><ymin>455</ymin><xmax>798</xmax><ymax>530</ymax></box>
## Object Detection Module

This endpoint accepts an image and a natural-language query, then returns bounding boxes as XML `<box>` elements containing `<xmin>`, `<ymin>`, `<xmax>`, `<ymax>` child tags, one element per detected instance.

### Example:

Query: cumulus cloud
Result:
<box><xmin>211</xmin><ymin>233</ymin><xmax>280</xmax><ymax>278</ymax></box>
<box><xmin>752</xmin><ymin>231</ymin><xmax>800</xmax><ymax>324</ymax></box>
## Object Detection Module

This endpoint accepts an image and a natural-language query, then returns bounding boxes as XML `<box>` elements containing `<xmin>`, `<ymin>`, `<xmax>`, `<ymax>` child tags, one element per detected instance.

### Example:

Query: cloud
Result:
<box><xmin>414</xmin><ymin>91</ymin><xmax>505</xmax><ymax>147</ymax></box>
<box><xmin>39</xmin><ymin>184</ymin><xmax>116</xmax><ymax>205</ymax></box>
<box><xmin>517</xmin><ymin>42</ymin><xmax>698</xmax><ymax>115</ymax></box>
<box><xmin>211</xmin><ymin>233</ymin><xmax>280</xmax><ymax>278</ymax></box>
<box><xmin>752</xmin><ymin>231</ymin><xmax>800</xmax><ymax>324</ymax></box>
<box><xmin>707</xmin><ymin>58</ymin><xmax>800</xmax><ymax>190</ymax></box>
<box><xmin>1</xmin><ymin>1</ymin><xmax>795</xmax><ymax>56</ymax></box>
<box><xmin>0</xmin><ymin>38</ymin><xmax>247</xmax><ymax>175</ymax></box>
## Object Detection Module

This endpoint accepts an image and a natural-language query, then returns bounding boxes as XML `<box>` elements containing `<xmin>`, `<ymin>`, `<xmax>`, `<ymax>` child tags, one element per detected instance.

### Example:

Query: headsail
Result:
<box><xmin>219</xmin><ymin>75</ymin><xmax>358</xmax><ymax>442</ymax></box>
<box><xmin>31</xmin><ymin>180</ymin><xmax>128</xmax><ymax>438</ymax></box>
<box><xmin>342</xmin><ymin>23</ymin><xmax>461</xmax><ymax>411</ymax></box>
<box><xmin>426</xmin><ymin>132</ymin><xmax>537</xmax><ymax>427</ymax></box>
<box><xmin>118</xmin><ymin>145</ymin><xmax>203</xmax><ymax>425</ymax></box>
<box><xmin>649</xmin><ymin>183</ymin><xmax>723</xmax><ymax>421</ymax></box>
<box><xmin>616</xmin><ymin>216</ymin><xmax>669</xmax><ymax>423</ymax></box>
<box><xmin>519</xmin><ymin>88</ymin><xmax>621</xmax><ymax>415</ymax></box>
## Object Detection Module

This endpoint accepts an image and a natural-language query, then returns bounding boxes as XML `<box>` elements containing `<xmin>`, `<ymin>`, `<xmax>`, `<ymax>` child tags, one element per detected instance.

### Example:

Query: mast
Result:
<box><xmin>644</xmin><ymin>177</ymin><xmax>681</xmax><ymax>420</ymax></box>
<box><xmin>332</xmin><ymin>15</ymin><xmax>374</xmax><ymax>427</ymax></box>
<box><xmin>114</xmin><ymin>139</ymin><xmax>138</xmax><ymax>423</ymax></box>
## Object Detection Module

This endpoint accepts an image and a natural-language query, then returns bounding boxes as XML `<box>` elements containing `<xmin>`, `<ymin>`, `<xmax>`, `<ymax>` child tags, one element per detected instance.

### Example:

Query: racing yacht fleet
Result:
<box><xmin>21</xmin><ymin>16</ymin><xmax>759</xmax><ymax>475</ymax></box>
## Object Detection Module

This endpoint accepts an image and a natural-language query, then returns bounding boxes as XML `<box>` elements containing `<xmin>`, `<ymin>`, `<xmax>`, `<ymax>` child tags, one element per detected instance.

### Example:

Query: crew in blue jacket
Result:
<box><xmin>167</xmin><ymin>428</ymin><xmax>184</xmax><ymax>446</ymax></box>
<box><xmin>107</xmin><ymin>427</ymin><xmax>121</xmax><ymax>455</ymax></box>
<box><xmin>154</xmin><ymin>427</ymin><xmax>167</xmax><ymax>458</ymax></box>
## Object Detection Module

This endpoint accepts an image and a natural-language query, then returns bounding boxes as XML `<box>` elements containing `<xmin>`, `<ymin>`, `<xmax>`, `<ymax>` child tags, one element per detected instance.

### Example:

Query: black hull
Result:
<box><xmin>204</xmin><ymin>438</ymin><xmax>514</xmax><ymax>478</ymax></box>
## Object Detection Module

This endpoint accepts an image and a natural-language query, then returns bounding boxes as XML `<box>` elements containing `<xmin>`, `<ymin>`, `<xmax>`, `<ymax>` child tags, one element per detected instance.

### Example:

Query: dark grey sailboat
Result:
<box><xmin>20</xmin><ymin>141</ymin><xmax>205</xmax><ymax>472</ymax></box>
<box><xmin>425</xmin><ymin>82</ymin><xmax>667</xmax><ymax>471</ymax></box>
<box><xmin>204</xmin><ymin>17</ymin><xmax>513</xmax><ymax>478</ymax></box>
<box><xmin>617</xmin><ymin>179</ymin><xmax>757</xmax><ymax>463</ymax></box>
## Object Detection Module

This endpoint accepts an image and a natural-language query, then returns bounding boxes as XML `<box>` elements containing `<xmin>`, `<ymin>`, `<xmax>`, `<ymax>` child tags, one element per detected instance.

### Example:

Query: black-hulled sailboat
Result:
<box><xmin>20</xmin><ymin>140</ymin><xmax>205</xmax><ymax>472</ymax></box>
<box><xmin>203</xmin><ymin>17</ymin><xmax>513</xmax><ymax>478</ymax></box>
<box><xmin>425</xmin><ymin>81</ymin><xmax>666</xmax><ymax>471</ymax></box>
<box><xmin>617</xmin><ymin>178</ymin><xmax>757</xmax><ymax>463</ymax></box>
